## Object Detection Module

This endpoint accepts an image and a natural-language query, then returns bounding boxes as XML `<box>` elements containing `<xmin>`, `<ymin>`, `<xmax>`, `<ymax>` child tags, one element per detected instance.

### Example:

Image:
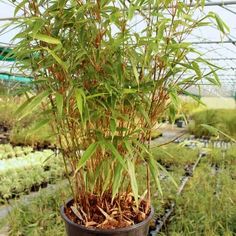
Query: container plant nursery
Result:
<box><xmin>0</xmin><ymin>0</ymin><xmax>234</xmax><ymax>236</ymax></box>
<box><xmin>0</xmin><ymin>145</ymin><xmax>65</xmax><ymax>202</ymax></box>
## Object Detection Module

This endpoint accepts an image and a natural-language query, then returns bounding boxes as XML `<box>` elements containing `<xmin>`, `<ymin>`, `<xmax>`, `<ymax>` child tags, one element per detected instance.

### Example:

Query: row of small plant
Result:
<box><xmin>4</xmin><ymin>143</ymin><xmax>236</xmax><ymax>235</ymax></box>
<box><xmin>160</xmin><ymin>159</ymin><xmax>236</xmax><ymax>235</ymax></box>
<box><xmin>1</xmin><ymin>162</ymin><xmax>182</xmax><ymax>236</ymax></box>
<box><xmin>0</xmin><ymin>144</ymin><xmax>33</xmax><ymax>160</ymax></box>
<box><xmin>0</xmin><ymin>149</ymin><xmax>65</xmax><ymax>201</ymax></box>
<box><xmin>152</xmin><ymin>143</ymin><xmax>199</xmax><ymax>169</ymax></box>
<box><xmin>0</xmin><ymin>95</ymin><xmax>55</xmax><ymax>147</ymax></box>
<box><xmin>189</xmin><ymin>109</ymin><xmax>236</xmax><ymax>140</ymax></box>
<box><xmin>0</xmin><ymin>144</ymin><xmax>197</xmax><ymax>235</ymax></box>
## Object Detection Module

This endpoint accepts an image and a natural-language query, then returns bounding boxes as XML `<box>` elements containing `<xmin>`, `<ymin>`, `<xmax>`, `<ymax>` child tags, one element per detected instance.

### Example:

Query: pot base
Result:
<box><xmin>61</xmin><ymin>199</ymin><xmax>154</xmax><ymax>236</ymax></box>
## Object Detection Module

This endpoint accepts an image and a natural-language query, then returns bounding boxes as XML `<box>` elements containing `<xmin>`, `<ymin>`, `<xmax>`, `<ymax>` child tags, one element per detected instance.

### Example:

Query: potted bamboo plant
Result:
<box><xmin>7</xmin><ymin>0</ymin><xmax>228</xmax><ymax>235</ymax></box>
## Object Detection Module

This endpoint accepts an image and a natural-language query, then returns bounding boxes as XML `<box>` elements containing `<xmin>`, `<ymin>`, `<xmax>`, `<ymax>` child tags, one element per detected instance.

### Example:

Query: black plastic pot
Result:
<box><xmin>61</xmin><ymin>199</ymin><xmax>154</xmax><ymax>236</ymax></box>
<box><xmin>176</xmin><ymin>120</ymin><xmax>184</xmax><ymax>128</ymax></box>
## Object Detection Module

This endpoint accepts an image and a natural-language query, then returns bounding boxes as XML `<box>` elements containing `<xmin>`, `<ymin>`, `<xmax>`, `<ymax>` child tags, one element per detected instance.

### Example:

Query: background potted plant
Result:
<box><xmin>5</xmin><ymin>0</ymin><xmax>228</xmax><ymax>235</ymax></box>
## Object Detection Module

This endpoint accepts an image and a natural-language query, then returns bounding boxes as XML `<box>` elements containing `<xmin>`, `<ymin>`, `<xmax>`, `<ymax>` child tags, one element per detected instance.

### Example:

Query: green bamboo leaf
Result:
<box><xmin>75</xmin><ymin>89</ymin><xmax>84</xmax><ymax>120</ymax></box>
<box><xmin>32</xmin><ymin>20</ymin><xmax>45</xmax><ymax>37</ymax></box>
<box><xmin>201</xmin><ymin>125</ymin><xmax>236</xmax><ymax>143</ymax></box>
<box><xmin>201</xmin><ymin>0</ymin><xmax>205</xmax><ymax>8</ymax></box>
<box><xmin>76</xmin><ymin>142</ymin><xmax>98</xmax><ymax>171</ymax></box>
<box><xmin>156</xmin><ymin>162</ymin><xmax>178</xmax><ymax>188</ymax></box>
<box><xmin>128</xmin><ymin>6</ymin><xmax>135</xmax><ymax>20</ymax></box>
<box><xmin>42</xmin><ymin>47</ymin><xmax>68</xmax><ymax>71</ymax></box>
<box><xmin>55</xmin><ymin>93</ymin><xmax>63</xmax><ymax>117</ymax></box>
<box><xmin>101</xmin><ymin>160</ymin><xmax>112</xmax><ymax>195</ymax></box>
<box><xmin>14</xmin><ymin>98</ymin><xmax>32</xmax><ymax>118</ymax></box>
<box><xmin>215</xmin><ymin>15</ymin><xmax>226</xmax><ymax>33</ymax></box>
<box><xmin>192</xmin><ymin>61</ymin><xmax>201</xmax><ymax>78</ymax></box>
<box><xmin>169</xmin><ymin>89</ymin><xmax>180</xmax><ymax>109</ymax></box>
<box><xmin>105</xmin><ymin>142</ymin><xmax>126</xmax><ymax>169</ymax></box>
<box><xmin>205</xmin><ymin>76</ymin><xmax>220</xmax><ymax>86</ymax></box>
<box><xmin>86</xmin><ymin>93</ymin><xmax>108</xmax><ymax>99</ymax></box>
<box><xmin>209</xmin><ymin>12</ymin><xmax>230</xmax><ymax>34</ymax></box>
<box><xmin>110</xmin><ymin>118</ymin><xmax>116</xmax><ymax>135</ymax></box>
<box><xmin>169</xmin><ymin>42</ymin><xmax>191</xmax><ymax>49</ymax></box>
<box><xmin>130</xmin><ymin>58</ymin><xmax>139</xmax><ymax>85</ymax></box>
<box><xmin>164</xmin><ymin>0</ymin><xmax>172</xmax><ymax>6</ymax></box>
<box><xmin>148</xmin><ymin>154</ymin><xmax>163</xmax><ymax>196</ymax></box>
<box><xmin>15</xmin><ymin>90</ymin><xmax>50</xmax><ymax>120</ymax></box>
<box><xmin>124</xmin><ymin>140</ymin><xmax>133</xmax><ymax>157</ymax></box>
<box><xmin>157</xmin><ymin>20</ymin><xmax>167</xmax><ymax>42</ymax></box>
<box><xmin>137</xmin><ymin>105</ymin><xmax>151</xmax><ymax>127</ymax></box>
<box><xmin>132</xmin><ymin>139</ymin><xmax>150</xmax><ymax>157</ymax></box>
<box><xmin>28</xmin><ymin>118</ymin><xmax>51</xmax><ymax>134</ymax></box>
<box><xmin>123</xmin><ymin>88</ymin><xmax>137</xmax><ymax>94</ymax></box>
<box><xmin>127</xmin><ymin>159</ymin><xmax>139</xmax><ymax>206</ymax></box>
<box><xmin>14</xmin><ymin>0</ymin><xmax>28</xmax><ymax>16</ymax></box>
<box><xmin>33</xmin><ymin>33</ymin><xmax>62</xmax><ymax>45</ymax></box>
<box><xmin>211</xmin><ymin>69</ymin><xmax>221</xmax><ymax>86</ymax></box>
<box><xmin>112</xmin><ymin>162</ymin><xmax>123</xmax><ymax>199</ymax></box>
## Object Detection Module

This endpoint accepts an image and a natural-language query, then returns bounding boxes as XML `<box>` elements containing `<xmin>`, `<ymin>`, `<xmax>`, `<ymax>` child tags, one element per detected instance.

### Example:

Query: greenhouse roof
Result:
<box><xmin>0</xmin><ymin>0</ymin><xmax>236</xmax><ymax>97</ymax></box>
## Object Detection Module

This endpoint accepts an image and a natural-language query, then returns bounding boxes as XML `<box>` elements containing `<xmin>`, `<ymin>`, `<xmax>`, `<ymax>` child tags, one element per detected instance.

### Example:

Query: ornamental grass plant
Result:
<box><xmin>4</xmin><ymin>0</ymin><xmax>228</xmax><ymax>229</ymax></box>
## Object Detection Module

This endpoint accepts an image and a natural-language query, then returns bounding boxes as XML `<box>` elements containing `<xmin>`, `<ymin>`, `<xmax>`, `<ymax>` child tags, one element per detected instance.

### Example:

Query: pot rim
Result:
<box><xmin>60</xmin><ymin>198</ymin><xmax>154</xmax><ymax>233</ymax></box>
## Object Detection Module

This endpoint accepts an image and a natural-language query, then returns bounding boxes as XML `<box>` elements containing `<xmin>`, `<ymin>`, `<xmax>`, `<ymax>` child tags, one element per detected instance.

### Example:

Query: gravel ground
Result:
<box><xmin>151</xmin><ymin>123</ymin><xmax>188</xmax><ymax>146</ymax></box>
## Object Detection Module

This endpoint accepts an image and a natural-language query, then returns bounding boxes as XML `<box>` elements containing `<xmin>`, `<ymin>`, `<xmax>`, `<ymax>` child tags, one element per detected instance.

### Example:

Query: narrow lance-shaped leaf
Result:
<box><xmin>128</xmin><ymin>6</ymin><xmax>135</xmax><ymax>20</ymax></box>
<box><xmin>211</xmin><ymin>69</ymin><xmax>221</xmax><ymax>86</ymax></box>
<box><xmin>86</xmin><ymin>93</ymin><xmax>108</xmax><ymax>99</ymax></box>
<box><xmin>14</xmin><ymin>0</ymin><xmax>28</xmax><ymax>16</ymax></box>
<box><xmin>42</xmin><ymin>47</ymin><xmax>68</xmax><ymax>71</ymax></box>
<box><xmin>200</xmin><ymin>0</ymin><xmax>205</xmax><ymax>9</ymax></box>
<box><xmin>32</xmin><ymin>20</ymin><xmax>46</xmax><ymax>37</ymax></box>
<box><xmin>32</xmin><ymin>33</ymin><xmax>62</xmax><ymax>45</ymax></box>
<box><xmin>75</xmin><ymin>91</ymin><xmax>83</xmax><ymax>117</ymax></box>
<box><xmin>27</xmin><ymin>118</ymin><xmax>51</xmax><ymax>134</ymax></box>
<box><xmin>137</xmin><ymin>105</ymin><xmax>151</xmax><ymax>127</ymax></box>
<box><xmin>15</xmin><ymin>90</ymin><xmax>50</xmax><ymax>120</ymax></box>
<box><xmin>76</xmin><ymin>142</ymin><xmax>98</xmax><ymax>172</ymax></box>
<box><xmin>130</xmin><ymin>58</ymin><xmax>139</xmax><ymax>86</ymax></box>
<box><xmin>55</xmin><ymin>93</ymin><xmax>63</xmax><ymax>117</ymax></box>
<box><xmin>101</xmin><ymin>160</ymin><xmax>112</xmax><ymax>195</ymax></box>
<box><xmin>157</xmin><ymin>20</ymin><xmax>168</xmax><ymax>46</ymax></box>
<box><xmin>156</xmin><ymin>162</ymin><xmax>178</xmax><ymax>188</ymax></box>
<box><xmin>105</xmin><ymin>142</ymin><xmax>126</xmax><ymax>169</ymax></box>
<box><xmin>201</xmin><ymin>124</ymin><xmax>236</xmax><ymax>143</ymax></box>
<box><xmin>110</xmin><ymin>118</ymin><xmax>116</xmax><ymax>137</ymax></box>
<box><xmin>192</xmin><ymin>61</ymin><xmax>201</xmax><ymax>78</ymax></box>
<box><xmin>127</xmin><ymin>158</ymin><xmax>139</xmax><ymax>207</ymax></box>
<box><xmin>112</xmin><ymin>162</ymin><xmax>123</xmax><ymax>200</ymax></box>
<box><xmin>148</xmin><ymin>154</ymin><xmax>163</xmax><ymax>196</ymax></box>
<box><xmin>208</xmin><ymin>12</ymin><xmax>230</xmax><ymax>34</ymax></box>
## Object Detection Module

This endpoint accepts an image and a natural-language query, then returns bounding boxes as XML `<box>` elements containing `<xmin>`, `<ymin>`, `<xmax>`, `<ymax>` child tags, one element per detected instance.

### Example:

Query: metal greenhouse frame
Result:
<box><xmin>0</xmin><ymin>0</ymin><xmax>236</xmax><ymax>97</ymax></box>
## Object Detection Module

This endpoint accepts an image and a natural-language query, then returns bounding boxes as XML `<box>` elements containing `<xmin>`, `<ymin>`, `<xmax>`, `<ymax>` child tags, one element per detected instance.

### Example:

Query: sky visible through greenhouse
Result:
<box><xmin>0</xmin><ymin>0</ymin><xmax>236</xmax><ymax>97</ymax></box>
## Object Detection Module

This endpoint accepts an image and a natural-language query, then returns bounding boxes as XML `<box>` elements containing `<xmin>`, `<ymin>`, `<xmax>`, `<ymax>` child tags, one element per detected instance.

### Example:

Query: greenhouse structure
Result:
<box><xmin>0</xmin><ymin>1</ymin><xmax>235</xmax><ymax>236</ymax></box>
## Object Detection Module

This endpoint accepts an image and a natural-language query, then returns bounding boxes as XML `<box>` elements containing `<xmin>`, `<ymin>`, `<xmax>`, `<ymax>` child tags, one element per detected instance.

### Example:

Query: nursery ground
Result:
<box><xmin>0</xmin><ymin>142</ymin><xmax>235</xmax><ymax>236</ymax></box>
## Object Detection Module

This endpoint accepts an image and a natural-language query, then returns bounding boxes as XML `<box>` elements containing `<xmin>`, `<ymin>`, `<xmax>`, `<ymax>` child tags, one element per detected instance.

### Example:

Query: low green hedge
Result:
<box><xmin>189</xmin><ymin>109</ymin><xmax>236</xmax><ymax>139</ymax></box>
<box><xmin>0</xmin><ymin>149</ymin><xmax>65</xmax><ymax>201</ymax></box>
<box><xmin>6</xmin><ymin>185</ymin><xmax>69</xmax><ymax>236</ymax></box>
<box><xmin>0</xmin><ymin>144</ymin><xmax>33</xmax><ymax>160</ymax></box>
<box><xmin>152</xmin><ymin>144</ymin><xmax>199</xmax><ymax>168</ymax></box>
<box><xmin>0</xmin><ymin>96</ymin><xmax>55</xmax><ymax>146</ymax></box>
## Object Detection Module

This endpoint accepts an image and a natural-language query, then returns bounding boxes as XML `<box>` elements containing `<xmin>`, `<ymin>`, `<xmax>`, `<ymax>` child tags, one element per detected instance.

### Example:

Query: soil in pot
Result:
<box><xmin>61</xmin><ymin>196</ymin><xmax>154</xmax><ymax>236</ymax></box>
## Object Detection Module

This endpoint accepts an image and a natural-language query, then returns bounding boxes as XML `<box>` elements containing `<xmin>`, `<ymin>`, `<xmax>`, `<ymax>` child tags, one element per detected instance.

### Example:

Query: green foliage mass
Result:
<box><xmin>0</xmin><ymin>96</ymin><xmax>54</xmax><ymax>146</ymax></box>
<box><xmin>5</xmin><ymin>185</ymin><xmax>70</xmax><ymax>236</ymax></box>
<box><xmin>163</xmin><ymin>166</ymin><xmax>236</xmax><ymax>236</ymax></box>
<box><xmin>0</xmin><ymin>148</ymin><xmax>65</xmax><ymax>201</ymax></box>
<box><xmin>3</xmin><ymin>144</ymin><xmax>236</xmax><ymax>235</ymax></box>
<box><xmin>7</xmin><ymin>0</ymin><xmax>228</xmax><ymax>207</ymax></box>
<box><xmin>189</xmin><ymin>109</ymin><xmax>236</xmax><ymax>139</ymax></box>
